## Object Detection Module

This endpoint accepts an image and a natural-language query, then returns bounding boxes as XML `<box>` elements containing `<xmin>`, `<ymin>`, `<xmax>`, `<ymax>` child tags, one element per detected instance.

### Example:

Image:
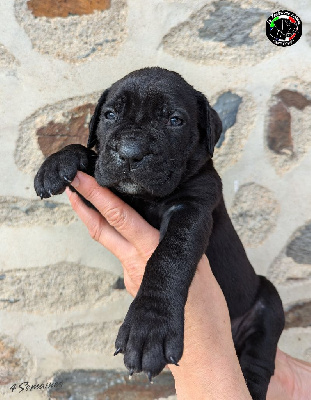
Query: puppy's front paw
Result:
<box><xmin>34</xmin><ymin>145</ymin><xmax>95</xmax><ymax>199</ymax></box>
<box><xmin>115</xmin><ymin>295</ymin><xmax>184</xmax><ymax>380</ymax></box>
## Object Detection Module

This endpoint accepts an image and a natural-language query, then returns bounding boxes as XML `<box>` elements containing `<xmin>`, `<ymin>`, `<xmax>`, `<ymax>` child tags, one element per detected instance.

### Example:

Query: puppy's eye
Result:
<box><xmin>169</xmin><ymin>116</ymin><xmax>183</xmax><ymax>126</ymax></box>
<box><xmin>105</xmin><ymin>111</ymin><xmax>116</xmax><ymax>120</ymax></box>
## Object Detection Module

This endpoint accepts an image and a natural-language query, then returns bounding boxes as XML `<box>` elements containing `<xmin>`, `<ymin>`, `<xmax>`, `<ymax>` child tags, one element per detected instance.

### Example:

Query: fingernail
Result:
<box><xmin>65</xmin><ymin>187</ymin><xmax>72</xmax><ymax>197</ymax></box>
<box><xmin>71</xmin><ymin>174</ymin><xmax>80</xmax><ymax>188</ymax></box>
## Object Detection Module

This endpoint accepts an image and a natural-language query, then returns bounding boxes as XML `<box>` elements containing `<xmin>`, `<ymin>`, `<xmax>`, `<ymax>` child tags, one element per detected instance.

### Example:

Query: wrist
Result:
<box><xmin>168</xmin><ymin>257</ymin><xmax>251</xmax><ymax>399</ymax></box>
<box><xmin>169</xmin><ymin>354</ymin><xmax>251</xmax><ymax>400</ymax></box>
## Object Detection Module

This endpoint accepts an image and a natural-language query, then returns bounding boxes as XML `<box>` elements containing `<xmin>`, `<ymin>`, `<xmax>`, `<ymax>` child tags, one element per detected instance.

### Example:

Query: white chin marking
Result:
<box><xmin>117</xmin><ymin>181</ymin><xmax>141</xmax><ymax>194</ymax></box>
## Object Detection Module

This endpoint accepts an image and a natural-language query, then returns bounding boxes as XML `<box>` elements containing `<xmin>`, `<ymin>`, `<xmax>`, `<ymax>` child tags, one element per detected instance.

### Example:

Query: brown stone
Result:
<box><xmin>0</xmin><ymin>341</ymin><xmax>20</xmax><ymax>385</ymax></box>
<box><xmin>267</xmin><ymin>101</ymin><xmax>293</xmax><ymax>154</ymax></box>
<box><xmin>96</xmin><ymin>384</ymin><xmax>171</xmax><ymax>400</ymax></box>
<box><xmin>37</xmin><ymin>103</ymin><xmax>95</xmax><ymax>157</ymax></box>
<box><xmin>285</xmin><ymin>301</ymin><xmax>311</xmax><ymax>329</ymax></box>
<box><xmin>0</xmin><ymin>340</ymin><xmax>21</xmax><ymax>385</ymax></box>
<box><xmin>266</xmin><ymin>87</ymin><xmax>311</xmax><ymax>174</ymax></box>
<box><xmin>277</xmin><ymin>89</ymin><xmax>311</xmax><ymax>110</ymax></box>
<box><xmin>27</xmin><ymin>0</ymin><xmax>111</xmax><ymax>18</ymax></box>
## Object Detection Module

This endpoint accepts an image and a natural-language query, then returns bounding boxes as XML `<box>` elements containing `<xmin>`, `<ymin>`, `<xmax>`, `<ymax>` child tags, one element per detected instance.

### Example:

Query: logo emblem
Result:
<box><xmin>266</xmin><ymin>10</ymin><xmax>302</xmax><ymax>46</ymax></box>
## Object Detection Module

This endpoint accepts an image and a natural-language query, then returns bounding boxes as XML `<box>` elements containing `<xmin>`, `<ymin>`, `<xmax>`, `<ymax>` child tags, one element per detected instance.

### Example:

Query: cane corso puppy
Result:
<box><xmin>34</xmin><ymin>67</ymin><xmax>284</xmax><ymax>399</ymax></box>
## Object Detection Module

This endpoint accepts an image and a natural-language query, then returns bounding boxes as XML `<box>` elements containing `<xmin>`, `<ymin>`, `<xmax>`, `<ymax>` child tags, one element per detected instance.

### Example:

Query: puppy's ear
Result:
<box><xmin>196</xmin><ymin>91</ymin><xmax>222</xmax><ymax>157</ymax></box>
<box><xmin>87</xmin><ymin>89</ymin><xmax>110</xmax><ymax>149</ymax></box>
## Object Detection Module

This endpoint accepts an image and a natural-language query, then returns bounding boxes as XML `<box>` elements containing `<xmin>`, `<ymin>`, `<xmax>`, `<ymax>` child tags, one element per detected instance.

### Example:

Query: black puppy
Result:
<box><xmin>34</xmin><ymin>67</ymin><xmax>284</xmax><ymax>400</ymax></box>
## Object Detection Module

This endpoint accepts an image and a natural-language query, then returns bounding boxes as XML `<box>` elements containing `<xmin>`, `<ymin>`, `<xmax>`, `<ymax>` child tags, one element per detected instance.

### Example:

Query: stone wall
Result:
<box><xmin>0</xmin><ymin>0</ymin><xmax>310</xmax><ymax>399</ymax></box>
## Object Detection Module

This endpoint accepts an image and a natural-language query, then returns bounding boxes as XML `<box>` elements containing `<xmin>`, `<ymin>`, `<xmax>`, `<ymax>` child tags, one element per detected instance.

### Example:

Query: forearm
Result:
<box><xmin>67</xmin><ymin>174</ymin><xmax>311</xmax><ymax>400</ymax></box>
<box><xmin>168</xmin><ymin>257</ymin><xmax>251</xmax><ymax>400</ymax></box>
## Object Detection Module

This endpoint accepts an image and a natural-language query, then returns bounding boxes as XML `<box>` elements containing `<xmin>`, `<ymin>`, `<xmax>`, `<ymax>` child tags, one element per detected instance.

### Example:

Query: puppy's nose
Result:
<box><xmin>118</xmin><ymin>142</ymin><xmax>147</xmax><ymax>165</ymax></box>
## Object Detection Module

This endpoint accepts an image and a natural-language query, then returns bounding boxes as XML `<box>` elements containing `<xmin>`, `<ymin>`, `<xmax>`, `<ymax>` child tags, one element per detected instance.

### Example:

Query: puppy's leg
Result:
<box><xmin>115</xmin><ymin>203</ymin><xmax>217</xmax><ymax>379</ymax></box>
<box><xmin>232</xmin><ymin>276</ymin><xmax>285</xmax><ymax>400</ymax></box>
<box><xmin>34</xmin><ymin>144</ymin><xmax>97</xmax><ymax>199</ymax></box>
<box><xmin>115</xmin><ymin>170</ymin><xmax>222</xmax><ymax>379</ymax></box>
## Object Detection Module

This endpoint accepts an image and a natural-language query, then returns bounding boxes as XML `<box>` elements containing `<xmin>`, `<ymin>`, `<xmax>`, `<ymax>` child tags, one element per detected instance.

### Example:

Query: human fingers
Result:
<box><xmin>70</xmin><ymin>172</ymin><xmax>160</xmax><ymax>256</ymax></box>
<box><xmin>66</xmin><ymin>187</ymin><xmax>134</xmax><ymax>260</ymax></box>
<box><xmin>66</xmin><ymin>188</ymin><xmax>147</xmax><ymax>294</ymax></box>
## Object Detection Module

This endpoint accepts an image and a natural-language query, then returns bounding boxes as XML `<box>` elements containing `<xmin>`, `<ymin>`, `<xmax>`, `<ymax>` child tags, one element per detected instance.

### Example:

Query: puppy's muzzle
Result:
<box><xmin>114</xmin><ymin>136</ymin><xmax>151</xmax><ymax>169</ymax></box>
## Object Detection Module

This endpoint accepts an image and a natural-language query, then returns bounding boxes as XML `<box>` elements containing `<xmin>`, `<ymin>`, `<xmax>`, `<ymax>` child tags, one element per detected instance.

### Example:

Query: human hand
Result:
<box><xmin>66</xmin><ymin>172</ymin><xmax>160</xmax><ymax>297</ymax></box>
<box><xmin>66</xmin><ymin>171</ymin><xmax>251</xmax><ymax>399</ymax></box>
<box><xmin>66</xmin><ymin>172</ymin><xmax>311</xmax><ymax>400</ymax></box>
<box><xmin>267</xmin><ymin>348</ymin><xmax>311</xmax><ymax>400</ymax></box>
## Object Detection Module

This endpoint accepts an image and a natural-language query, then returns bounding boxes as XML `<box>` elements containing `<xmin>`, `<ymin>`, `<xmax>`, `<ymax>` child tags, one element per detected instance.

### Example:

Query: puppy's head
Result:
<box><xmin>88</xmin><ymin>67</ymin><xmax>222</xmax><ymax>198</ymax></box>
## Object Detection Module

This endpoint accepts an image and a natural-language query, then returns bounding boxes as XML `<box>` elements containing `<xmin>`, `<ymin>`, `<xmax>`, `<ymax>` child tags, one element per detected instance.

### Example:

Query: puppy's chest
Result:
<box><xmin>122</xmin><ymin>195</ymin><xmax>163</xmax><ymax>230</ymax></box>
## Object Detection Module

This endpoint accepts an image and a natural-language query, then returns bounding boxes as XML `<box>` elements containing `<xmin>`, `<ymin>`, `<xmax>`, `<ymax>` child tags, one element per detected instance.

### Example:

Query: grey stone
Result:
<box><xmin>48</xmin><ymin>321</ymin><xmax>122</xmax><ymax>354</ymax></box>
<box><xmin>48</xmin><ymin>369</ymin><xmax>175</xmax><ymax>400</ymax></box>
<box><xmin>0</xmin><ymin>43</ymin><xmax>19</xmax><ymax>68</ymax></box>
<box><xmin>0</xmin><ymin>196</ymin><xmax>77</xmax><ymax>227</ymax></box>
<box><xmin>213</xmin><ymin>91</ymin><xmax>242</xmax><ymax>148</ymax></box>
<box><xmin>0</xmin><ymin>262</ymin><xmax>119</xmax><ymax>313</ymax></box>
<box><xmin>286</xmin><ymin>222</ymin><xmax>311</xmax><ymax>264</ymax></box>
<box><xmin>198</xmin><ymin>1</ymin><xmax>269</xmax><ymax>47</ymax></box>
<box><xmin>230</xmin><ymin>183</ymin><xmax>279</xmax><ymax>247</ymax></box>
<box><xmin>162</xmin><ymin>0</ymin><xmax>281</xmax><ymax>66</ymax></box>
<box><xmin>267</xmin><ymin>220</ymin><xmax>311</xmax><ymax>286</ymax></box>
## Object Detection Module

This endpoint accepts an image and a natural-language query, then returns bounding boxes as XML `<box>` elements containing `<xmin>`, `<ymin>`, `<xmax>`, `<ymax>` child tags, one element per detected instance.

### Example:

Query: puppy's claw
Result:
<box><xmin>129</xmin><ymin>369</ymin><xmax>134</xmax><ymax>380</ymax></box>
<box><xmin>48</xmin><ymin>190</ymin><xmax>53</xmax><ymax>197</ymax></box>
<box><xmin>169</xmin><ymin>356</ymin><xmax>179</xmax><ymax>366</ymax></box>
<box><xmin>63</xmin><ymin>176</ymin><xmax>71</xmax><ymax>183</ymax></box>
<box><xmin>147</xmin><ymin>372</ymin><xmax>153</xmax><ymax>384</ymax></box>
<box><xmin>40</xmin><ymin>193</ymin><xmax>44</xmax><ymax>200</ymax></box>
<box><xmin>114</xmin><ymin>348</ymin><xmax>122</xmax><ymax>356</ymax></box>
